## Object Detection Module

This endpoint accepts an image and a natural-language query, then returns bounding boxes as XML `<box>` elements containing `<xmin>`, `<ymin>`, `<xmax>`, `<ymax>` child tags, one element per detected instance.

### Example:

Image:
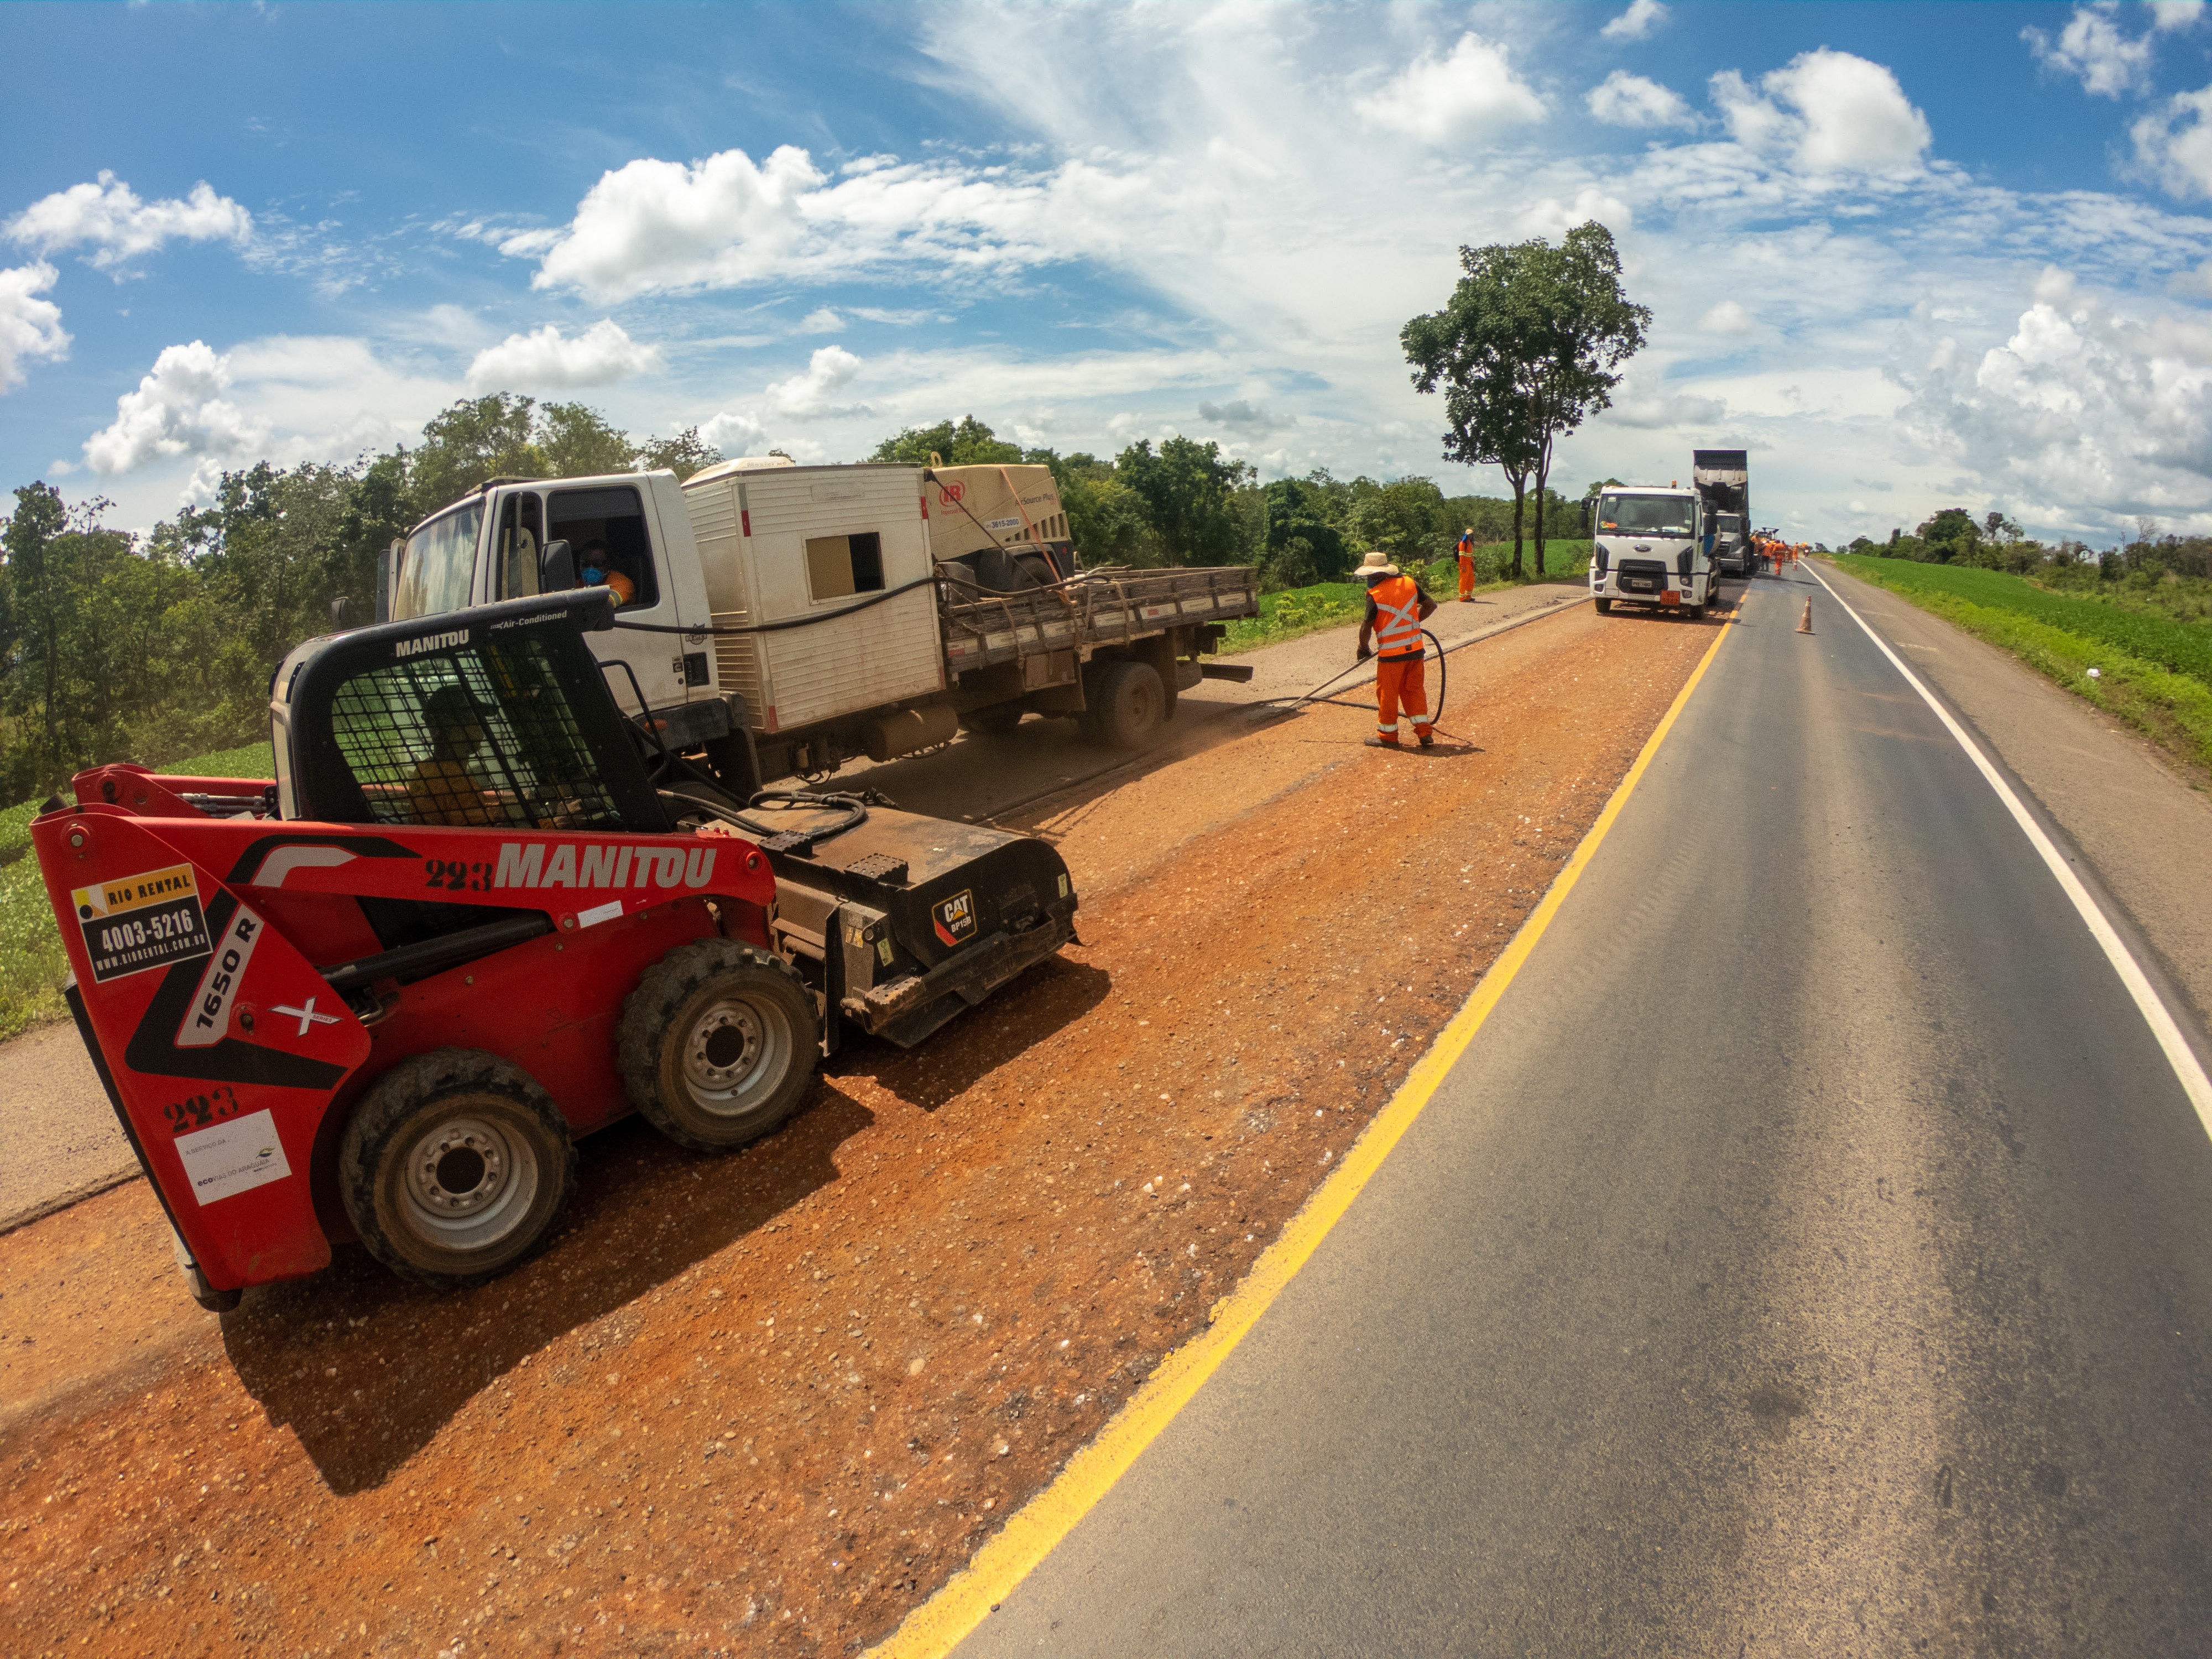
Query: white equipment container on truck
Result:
<box><xmin>379</xmin><ymin>459</ymin><xmax>1259</xmax><ymax>795</ymax></box>
<box><xmin>1588</xmin><ymin>484</ymin><xmax>1717</xmax><ymax>619</ymax></box>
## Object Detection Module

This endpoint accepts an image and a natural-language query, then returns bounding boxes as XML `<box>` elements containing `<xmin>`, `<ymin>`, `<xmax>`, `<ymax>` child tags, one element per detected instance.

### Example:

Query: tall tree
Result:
<box><xmin>870</xmin><ymin>415</ymin><xmax>1023</xmax><ymax>468</ymax></box>
<box><xmin>1402</xmin><ymin>222</ymin><xmax>1648</xmax><ymax>577</ymax></box>
<box><xmin>1115</xmin><ymin>436</ymin><xmax>1251</xmax><ymax>565</ymax></box>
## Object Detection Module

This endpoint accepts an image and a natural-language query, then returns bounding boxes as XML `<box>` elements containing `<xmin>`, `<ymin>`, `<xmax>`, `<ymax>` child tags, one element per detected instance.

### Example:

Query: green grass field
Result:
<box><xmin>1830</xmin><ymin>555</ymin><xmax>2212</xmax><ymax>779</ymax></box>
<box><xmin>1223</xmin><ymin>540</ymin><xmax>1592</xmax><ymax>653</ymax></box>
<box><xmin>0</xmin><ymin>740</ymin><xmax>275</xmax><ymax>1042</ymax></box>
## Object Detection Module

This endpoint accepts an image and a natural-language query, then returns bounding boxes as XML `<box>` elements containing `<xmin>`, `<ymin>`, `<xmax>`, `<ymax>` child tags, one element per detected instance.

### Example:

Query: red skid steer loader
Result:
<box><xmin>32</xmin><ymin>591</ymin><xmax>1078</xmax><ymax>1311</ymax></box>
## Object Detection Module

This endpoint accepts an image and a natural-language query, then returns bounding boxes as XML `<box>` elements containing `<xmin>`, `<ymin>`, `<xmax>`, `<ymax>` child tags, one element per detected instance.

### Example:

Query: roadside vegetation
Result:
<box><xmin>0</xmin><ymin>739</ymin><xmax>272</xmax><ymax>1040</ymax></box>
<box><xmin>1830</xmin><ymin>554</ymin><xmax>2212</xmax><ymax>778</ymax></box>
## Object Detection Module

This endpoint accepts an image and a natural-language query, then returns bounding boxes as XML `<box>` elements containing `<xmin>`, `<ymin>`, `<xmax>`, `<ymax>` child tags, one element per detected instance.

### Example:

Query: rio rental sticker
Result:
<box><xmin>932</xmin><ymin>889</ymin><xmax>977</xmax><ymax>948</ymax></box>
<box><xmin>72</xmin><ymin>863</ymin><xmax>212</xmax><ymax>983</ymax></box>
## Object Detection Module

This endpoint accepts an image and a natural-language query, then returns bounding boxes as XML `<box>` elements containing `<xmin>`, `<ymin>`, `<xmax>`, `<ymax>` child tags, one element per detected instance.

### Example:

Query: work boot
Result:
<box><xmin>1364</xmin><ymin>735</ymin><xmax>1401</xmax><ymax>749</ymax></box>
<box><xmin>1416</xmin><ymin>729</ymin><xmax>1435</xmax><ymax>748</ymax></box>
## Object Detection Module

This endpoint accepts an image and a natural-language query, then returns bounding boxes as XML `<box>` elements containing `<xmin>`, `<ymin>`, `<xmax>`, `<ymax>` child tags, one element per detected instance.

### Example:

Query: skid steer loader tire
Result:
<box><xmin>341</xmin><ymin>1048</ymin><xmax>577</xmax><ymax>1289</ymax></box>
<box><xmin>619</xmin><ymin>940</ymin><xmax>819</xmax><ymax>1152</ymax></box>
<box><xmin>1088</xmin><ymin>658</ymin><xmax>1165</xmax><ymax>750</ymax></box>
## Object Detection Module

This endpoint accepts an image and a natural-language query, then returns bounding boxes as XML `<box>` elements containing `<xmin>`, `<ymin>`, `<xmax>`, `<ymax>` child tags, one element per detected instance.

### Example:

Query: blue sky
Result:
<box><xmin>9</xmin><ymin>1</ymin><xmax>2212</xmax><ymax>545</ymax></box>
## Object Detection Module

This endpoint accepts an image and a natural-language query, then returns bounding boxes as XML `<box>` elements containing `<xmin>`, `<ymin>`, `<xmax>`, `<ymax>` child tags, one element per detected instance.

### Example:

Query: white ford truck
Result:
<box><xmin>1588</xmin><ymin>483</ymin><xmax>1717</xmax><ymax>620</ymax></box>
<box><xmin>377</xmin><ymin>458</ymin><xmax>1259</xmax><ymax>795</ymax></box>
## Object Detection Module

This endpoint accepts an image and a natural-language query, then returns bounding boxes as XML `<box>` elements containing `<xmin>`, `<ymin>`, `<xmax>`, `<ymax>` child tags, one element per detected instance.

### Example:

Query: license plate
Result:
<box><xmin>1625</xmin><ymin>578</ymin><xmax>1653</xmax><ymax>592</ymax></box>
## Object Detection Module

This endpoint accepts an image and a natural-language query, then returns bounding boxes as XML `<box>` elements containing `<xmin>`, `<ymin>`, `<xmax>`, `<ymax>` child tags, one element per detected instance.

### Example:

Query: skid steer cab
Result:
<box><xmin>33</xmin><ymin>590</ymin><xmax>1078</xmax><ymax>1311</ymax></box>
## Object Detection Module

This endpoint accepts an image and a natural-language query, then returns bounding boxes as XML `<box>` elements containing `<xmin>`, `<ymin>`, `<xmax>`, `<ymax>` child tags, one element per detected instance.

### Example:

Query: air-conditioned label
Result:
<box><xmin>72</xmin><ymin>863</ymin><xmax>212</xmax><ymax>983</ymax></box>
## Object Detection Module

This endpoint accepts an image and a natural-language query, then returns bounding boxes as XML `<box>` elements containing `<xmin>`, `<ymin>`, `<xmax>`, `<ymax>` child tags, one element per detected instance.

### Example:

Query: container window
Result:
<box><xmin>805</xmin><ymin>532</ymin><xmax>885</xmax><ymax>602</ymax></box>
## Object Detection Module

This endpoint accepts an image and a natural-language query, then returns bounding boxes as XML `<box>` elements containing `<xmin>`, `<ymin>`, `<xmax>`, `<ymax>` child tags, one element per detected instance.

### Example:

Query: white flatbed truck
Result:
<box><xmin>378</xmin><ymin>458</ymin><xmax>1259</xmax><ymax>795</ymax></box>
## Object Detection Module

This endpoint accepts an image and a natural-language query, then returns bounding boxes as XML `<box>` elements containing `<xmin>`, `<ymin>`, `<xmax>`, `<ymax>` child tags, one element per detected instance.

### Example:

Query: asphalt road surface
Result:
<box><xmin>951</xmin><ymin>567</ymin><xmax>2212</xmax><ymax>1658</ymax></box>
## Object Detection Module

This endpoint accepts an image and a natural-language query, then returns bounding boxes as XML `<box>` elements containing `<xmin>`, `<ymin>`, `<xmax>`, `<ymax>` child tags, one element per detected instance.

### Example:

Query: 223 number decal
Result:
<box><xmin>164</xmin><ymin>1084</ymin><xmax>241</xmax><ymax>1136</ymax></box>
<box><xmin>422</xmin><ymin>857</ymin><xmax>492</xmax><ymax>893</ymax></box>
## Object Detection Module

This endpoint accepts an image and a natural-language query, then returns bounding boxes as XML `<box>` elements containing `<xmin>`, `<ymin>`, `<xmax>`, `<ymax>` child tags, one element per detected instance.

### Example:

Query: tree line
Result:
<box><xmin>0</xmin><ymin>398</ymin><xmax>1577</xmax><ymax>801</ymax></box>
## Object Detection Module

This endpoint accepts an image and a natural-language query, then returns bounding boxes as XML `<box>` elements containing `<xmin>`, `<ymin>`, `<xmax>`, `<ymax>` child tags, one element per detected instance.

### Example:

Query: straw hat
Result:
<box><xmin>1355</xmin><ymin>549</ymin><xmax>1400</xmax><ymax>578</ymax></box>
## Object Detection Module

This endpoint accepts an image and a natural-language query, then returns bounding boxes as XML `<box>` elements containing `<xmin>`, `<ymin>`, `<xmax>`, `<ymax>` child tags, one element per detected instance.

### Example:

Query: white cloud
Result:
<box><xmin>1712</xmin><ymin>50</ymin><xmax>1930</xmax><ymax>174</ymax></box>
<box><xmin>0</xmin><ymin>262</ymin><xmax>70</xmax><ymax>392</ymax></box>
<box><xmin>2023</xmin><ymin>5</ymin><xmax>2162</xmax><ymax>98</ymax></box>
<box><xmin>1587</xmin><ymin>71</ymin><xmax>1697</xmax><ymax>131</ymax></box>
<box><xmin>82</xmin><ymin>341</ymin><xmax>269</xmax><ymax>477</ymax></box>
<box><xmin>698</xmin><ymin>409</ymin><xmax>770</xmax><ymax>454</ymax></box>
<box><xmin>2152</xmin><ymin>0</ymin><xmax>2207</xmax><ymax>30</ymax></box>
<box><xmin>1898</xmin><ymin>267</ymin><xmax>2212</xmax><ymax>529</ymax></box>
<box><xmin>1600</xmin><ymin>1</ymin><xmax>1669</xmax><ymax>42</ymax></box>
<box><xmin>2132</xmin><ymin>84</ymin><xmax>2212</xmax><ymax>197</ymax></box>
<box><xmin>1355</xmin><ymin>34</ymin><xmax>1547</xmax><ymax>144</ymax></box>
<box><xmin>765</xmin><ymin>345</ymin><xmax>866</xmax><ymax>418</ymax></box>
<box><xmin>520</xmin><ymin>146</ymin><xmax>828</xmax><ymax>299</ymax></box>
<box><xmin>463</xmin><ymin>319</ymin><xmax>662</xmax><ymax>392</ymax></box>
<box><xmin>4</xmin><ymin>171</ymin><xmax>253</xmax><ymax>272</ymax></box>
<box><xmin>1698</xmin><ymin>300</ymin><xmax>1755</xmax><ymax>335</ymax></box>
<box><xmin>796</xmin><ymin>307</ymin><xmax>844</xmax><ymax>332</ymax></box>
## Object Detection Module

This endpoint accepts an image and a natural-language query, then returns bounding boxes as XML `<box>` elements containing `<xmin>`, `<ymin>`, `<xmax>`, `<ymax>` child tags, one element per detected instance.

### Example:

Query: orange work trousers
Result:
<box><xmin>1375</xmin><ymin>653</ymin><xmax>1430</xmax><ymax>743</ymax></box>
<box><xmin>1458</xmin><ymin>555</ymin><xmax>1475</xmax><ymax>599</ymax></box>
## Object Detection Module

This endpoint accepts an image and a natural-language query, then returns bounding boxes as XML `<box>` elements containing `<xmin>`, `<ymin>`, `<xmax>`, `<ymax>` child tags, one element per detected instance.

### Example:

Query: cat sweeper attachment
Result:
<box><xmin>31</xmin><ymin>591</ymin><xmax>1077</xmax><ymax>1311</ymax></box>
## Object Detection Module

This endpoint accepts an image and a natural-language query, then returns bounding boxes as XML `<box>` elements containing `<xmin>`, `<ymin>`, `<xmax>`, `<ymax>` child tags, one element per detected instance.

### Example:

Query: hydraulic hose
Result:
<box><xmin>1249</xmin><ymin>627</ymin><xmax>1450</xmax><ymax>732</ymax></box>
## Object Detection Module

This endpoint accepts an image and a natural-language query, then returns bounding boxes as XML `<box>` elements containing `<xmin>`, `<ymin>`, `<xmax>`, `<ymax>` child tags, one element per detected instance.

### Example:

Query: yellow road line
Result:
<box><xmin>869</xmin><ymin>605</ymin><xmax>1744</xmax><ymax>1658</ymax></box>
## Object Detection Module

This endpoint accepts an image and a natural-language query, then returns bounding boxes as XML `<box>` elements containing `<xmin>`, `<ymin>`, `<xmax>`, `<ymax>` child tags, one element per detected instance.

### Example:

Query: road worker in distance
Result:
<box><xmin>578</xmin><ymin>539</ymin><xmax>637</xmax><ymax>607</ymax></box>
<box><xmin>406</xmin><ymin>683</ymin><xmax>502</xmax><ymax>826</ymax></box>
<box><xmin>1354</xmin><ymin>549</ymin><xmax>1438</xmax><ymax>749</ymax></box>
<box><xmin>1456</xmin><ymin>528</ymin><xmax>1477</xmax><ymax>602</ymax></box>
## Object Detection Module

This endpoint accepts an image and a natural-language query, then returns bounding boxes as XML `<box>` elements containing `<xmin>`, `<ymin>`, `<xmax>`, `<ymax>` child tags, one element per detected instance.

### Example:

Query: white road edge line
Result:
<box><xmin>1806</xmin><ymin>562</ymin><xmax>2212</xmax><ymax>1139</ymax></box>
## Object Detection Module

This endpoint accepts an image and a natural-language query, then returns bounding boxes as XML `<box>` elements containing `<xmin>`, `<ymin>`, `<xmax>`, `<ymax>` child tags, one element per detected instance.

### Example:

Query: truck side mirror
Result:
<box><xmin>540</xmin><ymin>538</ymin><xmax>577</xmax><ymax>592</ymax></box>
<box><xmin>330</xmin><ymin>596</ymin><xmax>351</xmax><ymax>630</ymax></box>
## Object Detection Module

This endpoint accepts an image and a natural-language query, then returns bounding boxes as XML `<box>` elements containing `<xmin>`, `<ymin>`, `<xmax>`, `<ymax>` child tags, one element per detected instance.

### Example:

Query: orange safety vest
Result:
<box><xmin>1456</xmin><ymin>535</ymin><xmax>1473</xmax><ymax>560</ymax></box>
<box><xmin>1371</xmin><ymin>573</ymin><xmax>1423</xmax><ymax>656</ymax></box>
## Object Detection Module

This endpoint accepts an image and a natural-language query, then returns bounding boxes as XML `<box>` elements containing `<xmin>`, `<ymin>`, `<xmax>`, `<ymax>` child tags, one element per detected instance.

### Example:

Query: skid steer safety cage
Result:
<box><xmin>326</xmin><ymin>632</ymin><xmax>628</xmax><ymax>831</ymax></box>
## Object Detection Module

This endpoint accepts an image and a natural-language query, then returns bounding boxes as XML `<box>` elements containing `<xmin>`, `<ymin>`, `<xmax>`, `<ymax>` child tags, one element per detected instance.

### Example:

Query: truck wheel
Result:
<box><xmin>1687</xmin><ymin>602</ymin><xmax>1707</xmax><ymax>620</ymax></box>
<box><xmin>340</xmin><ymin>1048</ymin><xmax>577</xmax><ymax>1289</ymax></box>
<box><xmin>618</xmin><ymin>941</ymin><xmax>818</xmax><ymax>1151</ymax></box>
<box><xmin>1594</xmin><ymin>598</ymin><xmax>1612</xmax><ymax>614</ymax></box>
<box><xmin>958</xmin><ymin>703</ymin><xmax>1025</xmax><ymax>737</ymax></box>
<box><xmin>1088</xmin><ymin>659</ymin><xmax>1165</xmax><ymax>749</ymax></box>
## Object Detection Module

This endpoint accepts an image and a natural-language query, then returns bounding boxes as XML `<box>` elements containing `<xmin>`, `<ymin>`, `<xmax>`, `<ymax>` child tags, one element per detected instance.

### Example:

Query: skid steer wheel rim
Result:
<box><xmin>397</xmin><ymin>1113</ymin><xmax>539</xmax><ymax>1253</ymax></box>
<box><xmin>679</xmin><ymin>993</ymin><xmax>794</xmax><ymax>1117</ymax></box>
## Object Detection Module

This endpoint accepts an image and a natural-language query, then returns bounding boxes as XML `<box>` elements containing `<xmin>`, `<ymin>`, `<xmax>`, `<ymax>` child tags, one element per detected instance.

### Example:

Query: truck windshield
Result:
<box><xmin>1598</xmin><ymin>494</ymin><xmax>1694</xmax><ymax>538</ymax></box>
<box><xmin>393</xmin><ymin>503</ymin><xmax>483</xmax><ymax>620</ymax></box>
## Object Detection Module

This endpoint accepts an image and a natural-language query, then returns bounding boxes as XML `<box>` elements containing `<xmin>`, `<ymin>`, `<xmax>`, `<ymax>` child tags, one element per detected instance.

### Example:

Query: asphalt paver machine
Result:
<box><xmin>32</xmin><ymin>591</ymin><xmax>1077</xmax><ymax>1310</ymax></box>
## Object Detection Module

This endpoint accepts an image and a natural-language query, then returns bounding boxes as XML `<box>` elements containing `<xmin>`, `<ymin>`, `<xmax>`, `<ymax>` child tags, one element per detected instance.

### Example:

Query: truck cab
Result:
<box><xmin>383</xmin><ymin>470</ymin><xmax>734</xmax><ymax>752</ymax></box>
<box><xmin>1588</xmin><ymin>486</ymin><xmax>1715</xmax><ymax>619</ymax></box>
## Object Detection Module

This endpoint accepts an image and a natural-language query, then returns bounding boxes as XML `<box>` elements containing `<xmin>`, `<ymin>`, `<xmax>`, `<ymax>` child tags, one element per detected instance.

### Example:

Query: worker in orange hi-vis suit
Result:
<box><xmin>1456</xmin><ymin>529</ymin><xmax>1477</xmax><ymax>602</ymax></box>
<box><xmin>1354</xmin><ymin>549</ymin><xmax>1438</xmax><ymax>749</ymax></box>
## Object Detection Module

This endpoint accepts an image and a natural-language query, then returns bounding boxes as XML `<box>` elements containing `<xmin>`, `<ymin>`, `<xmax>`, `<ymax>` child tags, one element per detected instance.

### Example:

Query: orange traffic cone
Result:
<box><xmin>1797</xmin><ymin>598</ymin><xmax>1813</xmax><ymax>634</ymax></box>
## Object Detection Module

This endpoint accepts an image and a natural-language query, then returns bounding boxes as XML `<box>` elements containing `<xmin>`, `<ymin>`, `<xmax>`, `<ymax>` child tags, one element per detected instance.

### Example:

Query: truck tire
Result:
<box><xmin>340</xmin><ymin>1048</ymin><xmax>577</xmax><ymax>1289</ymax></box>
<box><xmin>1688</xmin><ymin>602</ymin><xmax>1707</xmax><ymax>620</ymax></box>
<box><xmin>1088</xmin><ymin>659</ymin><xmax>1165</xmax><ymax>749</ymax></box>
<box><xmin>958</xmin><ymin>703</ymin><xmax>1026</xmax><ymax>737</ymax></box>
<box><xmin>1594</xmin><ymin>598</ymin><xmax>1612</xmax><ymax>614</ymax></box>
<box><xmin>618</xmin><ymin>940</ymin><xmax>818</xmax><ymax>1151</ymax></box>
